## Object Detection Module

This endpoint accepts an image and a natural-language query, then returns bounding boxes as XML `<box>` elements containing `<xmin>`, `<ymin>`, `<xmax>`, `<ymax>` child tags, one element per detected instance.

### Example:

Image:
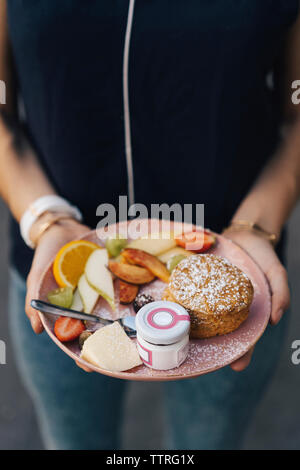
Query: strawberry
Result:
<box><xmin>54</xmin><ymin>316</ymin><xmax>85</xmax><ymax>342</ymax></box>
<box><xmin>175</xmin><ymin>230</ymin><xmax>216</xmax><ymax>252</ymax></box>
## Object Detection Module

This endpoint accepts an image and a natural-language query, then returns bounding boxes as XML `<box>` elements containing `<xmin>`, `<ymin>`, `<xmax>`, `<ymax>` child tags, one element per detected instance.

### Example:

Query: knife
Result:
<box><xmin>30</xmin><ymin>299</ymin><xmax>137</xmax><ymax>337</ymax></box>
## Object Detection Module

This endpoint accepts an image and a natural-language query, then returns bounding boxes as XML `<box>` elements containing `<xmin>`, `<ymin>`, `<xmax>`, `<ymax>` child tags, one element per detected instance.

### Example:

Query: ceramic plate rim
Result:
<box><xmin>37</xmin><ymin>220</ymin><xmax>271</xmax><ymax>381</ymax></box>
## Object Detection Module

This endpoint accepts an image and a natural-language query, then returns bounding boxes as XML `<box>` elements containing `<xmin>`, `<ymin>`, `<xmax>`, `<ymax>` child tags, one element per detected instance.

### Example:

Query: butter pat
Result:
<box><xmin>80</xmin><ymin>322</ymin><xmax>142</xmax><ymax>372</ymax></box>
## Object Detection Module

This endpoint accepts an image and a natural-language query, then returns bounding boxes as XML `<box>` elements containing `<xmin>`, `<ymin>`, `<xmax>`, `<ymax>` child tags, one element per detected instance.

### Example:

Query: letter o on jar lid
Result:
<box><xmin>135</xmin><ymin>301</ymin><xmax>190</xmax><ymax>345</ymax></box>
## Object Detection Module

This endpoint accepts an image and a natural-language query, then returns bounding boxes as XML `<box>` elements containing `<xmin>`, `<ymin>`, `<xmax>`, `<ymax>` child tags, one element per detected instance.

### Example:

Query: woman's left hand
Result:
<box><xmin>222</xmin><ymin>229</ymin><xmax>290</xmax><ymax>372</ymax></box>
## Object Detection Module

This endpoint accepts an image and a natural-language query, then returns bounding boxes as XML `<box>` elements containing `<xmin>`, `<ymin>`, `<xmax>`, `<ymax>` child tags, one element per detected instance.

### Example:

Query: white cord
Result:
<box><xmin>123</xmin><ymin>0</ymin><xmax>136</xmax><ymax>207</ymax></box>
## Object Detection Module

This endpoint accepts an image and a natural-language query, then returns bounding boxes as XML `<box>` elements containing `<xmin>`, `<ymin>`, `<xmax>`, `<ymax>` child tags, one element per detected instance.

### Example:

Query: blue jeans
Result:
<box><xmin>8</xmin><ymin>268</ymin><xmax>287</xmax><ymax>450</ymax></box>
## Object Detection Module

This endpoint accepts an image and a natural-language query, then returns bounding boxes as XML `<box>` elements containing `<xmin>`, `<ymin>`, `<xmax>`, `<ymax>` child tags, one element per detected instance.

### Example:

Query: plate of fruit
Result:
<box><xmin>35</xmin><ymin>219</ymin><xmax>271</xmax><ymax>381</ymax></box>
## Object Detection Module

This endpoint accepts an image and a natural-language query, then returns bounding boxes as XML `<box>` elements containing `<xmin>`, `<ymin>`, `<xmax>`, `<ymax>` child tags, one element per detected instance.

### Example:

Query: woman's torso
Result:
<box><xmin>7</xmin><ymin>0</ymin><xmax>298</xmax><ymax>277</ymax></box>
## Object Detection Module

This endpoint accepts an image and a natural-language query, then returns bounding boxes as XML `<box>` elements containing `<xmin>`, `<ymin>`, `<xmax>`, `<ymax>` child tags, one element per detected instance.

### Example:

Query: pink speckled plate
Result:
<box><xmin>37</xmin><ymin>219</ymin><xmax>271</xmax><ymax>381</ymax></box>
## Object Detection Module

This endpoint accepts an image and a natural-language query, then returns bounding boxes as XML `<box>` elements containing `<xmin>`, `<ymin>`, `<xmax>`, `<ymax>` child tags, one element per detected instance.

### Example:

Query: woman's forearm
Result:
<box><xmin>232</xmin><ymin>117</ymin><xmax>300</xmax><ymax>238</ymax></box>
<box><xmin>0</xmin><ymin>112</ymin><xmax>56</xmax><ymax>222</ymax></box>
<box><xmin>0</xmin><ymin>1</ymin><xmax>56</xmax><ymax>222</ymax></box>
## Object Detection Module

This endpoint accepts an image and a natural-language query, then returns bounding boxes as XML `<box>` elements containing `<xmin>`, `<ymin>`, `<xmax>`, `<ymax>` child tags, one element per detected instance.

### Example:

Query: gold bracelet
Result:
<box><xmin>224</xmin><ymin>220</ymin><xmax>278</xmax><ymax>246</ymax></box>
<box><xmin>30</xmin><ymin>212</ymin><xmax>75</xmax><ymax>248</ymax></box>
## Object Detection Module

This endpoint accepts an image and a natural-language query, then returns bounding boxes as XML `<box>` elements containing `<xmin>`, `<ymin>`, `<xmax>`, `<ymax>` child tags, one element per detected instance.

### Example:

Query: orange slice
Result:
<box><xmin>53</xmin><ymin>240</ymin><xmax>100</xmax><ymax>288</ymax></box>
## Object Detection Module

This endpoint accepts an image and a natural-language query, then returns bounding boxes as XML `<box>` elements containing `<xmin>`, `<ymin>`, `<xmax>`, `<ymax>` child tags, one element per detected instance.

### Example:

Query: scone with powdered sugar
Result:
<box><xmin>163</xmin><ymin>254</ymin><xmax>253</xmax><ymax>338</ymax></box>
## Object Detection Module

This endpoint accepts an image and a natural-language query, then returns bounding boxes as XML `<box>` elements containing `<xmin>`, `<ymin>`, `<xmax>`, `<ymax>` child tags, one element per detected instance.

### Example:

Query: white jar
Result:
<box><xmin>135</xmin><ymin>301</ymin><xmax>190</xmax><ymax>370</ymax></box>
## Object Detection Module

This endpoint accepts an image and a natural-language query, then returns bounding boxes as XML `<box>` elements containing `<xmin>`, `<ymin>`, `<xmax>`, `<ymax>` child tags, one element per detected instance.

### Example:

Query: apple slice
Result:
<box><xmin>119</xmin><ymin>281</ymin><xmax>139</xmax><ymax>304</ymax></box>
<box><xmin>78</xmin><ymin>274</ymin><xmax>99</xmax><ymax>314</ymax></box>
<box><xmin>122</xmin><ymin>248</ymin><xmax>170</xmax><ymax>283</ymax></box>
<box><xmin>108</xmin><ymin>261</ymin><xmax>155</xmax><ymax>284</ymax></box>
<box><xmin>84</xmin><ymin>249</ymin><xmax>115</xmax><ymax>310</ymax></box>
<box><xmin>70</xmin><ymin>288</ymin><xmax>84</xmax><ymax>312</ymax></box>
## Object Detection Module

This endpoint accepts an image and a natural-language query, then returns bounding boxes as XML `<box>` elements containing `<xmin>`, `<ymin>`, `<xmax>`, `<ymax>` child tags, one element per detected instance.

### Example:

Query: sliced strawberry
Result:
<box><xmin>54</xmin><ymin>316</ymin><xmax>85</xmax><ymax>342</ymax></box>
<box><xmin>175</xmin><ymin>230</ymin><xmax>216</xmax><ymax>252</ymax></box>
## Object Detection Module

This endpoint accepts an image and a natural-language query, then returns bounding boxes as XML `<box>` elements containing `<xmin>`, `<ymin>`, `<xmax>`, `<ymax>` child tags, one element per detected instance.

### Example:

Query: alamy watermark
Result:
<box><xmin>0</xmin><ymin>80</ymin><xmax>6</xmax><ymax>105</ymax></box>
<box><xmin>291</xmin><ymin>340</ymin><xmax>300</xmax><ymax>365</ymax></box>
<box><xmin>95</xmin><ymin>196</ymin><xmax>205</xmax><ymax>248</ymax></box>
<box><xmin>291</xmin><ymin>80</ymin><xmax>300</xmax><ymax>105</ymax></box>
<box><xmin>0</xmin><ymin>340</ymin><xmax>6</xmax><ymax>365</ymax></box>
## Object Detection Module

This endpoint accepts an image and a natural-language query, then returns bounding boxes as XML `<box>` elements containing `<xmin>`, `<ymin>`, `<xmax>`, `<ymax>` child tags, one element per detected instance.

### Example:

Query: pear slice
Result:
<box><xmin>84</xmin><ymin>249</ymin><xmax>115</xmax><ymax>310</ymax></box>
<box><xmin>70</xmin><ymin>288</ymin><xmax>84</xmax><ymax>312</ymax></box>
<box><xmin>78</xmin><ymin>274</ymin><xmax>99</xmax><ymax>314</ymax></box>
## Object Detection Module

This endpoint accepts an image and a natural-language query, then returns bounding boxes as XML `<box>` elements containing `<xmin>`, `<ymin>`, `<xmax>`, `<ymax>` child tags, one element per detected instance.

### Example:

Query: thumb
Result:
<box><xmin>230</xmin><ymin>346</ymin><xmax>255</xmax><ymax>372</ymax></box>
<box><xmin>267</xmin><ymin>263</ymin><xmax>290</xmax><ymax>325</ymax></box>
<box><xmin>25</xmin><ymin>270</ymin><xmax>44</xmax><ymax>334</ymax></box>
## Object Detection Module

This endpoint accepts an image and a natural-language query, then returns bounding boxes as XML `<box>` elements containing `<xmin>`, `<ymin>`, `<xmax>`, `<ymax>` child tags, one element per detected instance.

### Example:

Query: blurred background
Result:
<box><xmin>0</xmin><ymin>198</ymin><xmax>300</xmax><ymax>450</ymax></box>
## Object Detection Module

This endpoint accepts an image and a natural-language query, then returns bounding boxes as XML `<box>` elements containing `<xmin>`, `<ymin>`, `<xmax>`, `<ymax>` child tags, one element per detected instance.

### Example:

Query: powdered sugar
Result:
<box><xmin>133</xmin><ymin>337</ymin><xmax>249</xmax><ymax>377</ymax></box>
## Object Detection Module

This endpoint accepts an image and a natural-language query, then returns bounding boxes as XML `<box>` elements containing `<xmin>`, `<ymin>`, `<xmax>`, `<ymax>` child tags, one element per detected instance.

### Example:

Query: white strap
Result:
<box><xmin>123</xmin><ymin>0</ymin><xmax>136</xmax><ymax>207</ymax></box>
<box><xmin>20</xmin><ymin>195</ymin><xmax>82</xmax><ymax>249</ymax></box>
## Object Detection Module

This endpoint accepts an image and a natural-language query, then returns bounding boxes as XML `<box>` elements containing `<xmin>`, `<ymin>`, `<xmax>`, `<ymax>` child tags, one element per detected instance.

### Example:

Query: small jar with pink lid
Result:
<box><xmin>135</xmin><ymin>301</ymin><xmax>190</xmax><ymax>370</ymax></box>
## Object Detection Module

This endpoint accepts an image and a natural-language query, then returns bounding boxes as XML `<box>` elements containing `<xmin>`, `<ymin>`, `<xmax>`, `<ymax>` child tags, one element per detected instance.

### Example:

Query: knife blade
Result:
<box><xmin>31</xmin><ymin>299</ymin><xmax>137</xmax><ymax>337</ymax></box>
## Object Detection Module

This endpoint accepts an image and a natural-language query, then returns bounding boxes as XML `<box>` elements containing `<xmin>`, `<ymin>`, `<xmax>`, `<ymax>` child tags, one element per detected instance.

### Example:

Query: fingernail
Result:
<box><xmin>277</xmin><ymin>308</ymin><xmax>284</xmax><ymax>322</ymax></box>
<box><xmin>31</xmin><ymin>317</ymin><xmax>39</xmax><ymax>331</ymax></box>
<box><xmin>30</xmin><ymin>318</ymin><xmax>36</xmax><ymax>330</ymax></box>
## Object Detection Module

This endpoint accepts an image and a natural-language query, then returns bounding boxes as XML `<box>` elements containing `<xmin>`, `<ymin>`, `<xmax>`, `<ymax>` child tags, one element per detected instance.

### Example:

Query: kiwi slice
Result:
<box><xmin>47</xmin><ymin>286</ymin><xmax>73</xmax><ymax>309</ymax></box>
<box><xmin>167</xmin><ymin>254</ymin><xmax>186</xmax><ymax>273</ymax></box>
<box><xmin>105</xmin><ymin>236</ymin><xmax>127</xmax><ymax>258</ymax></box>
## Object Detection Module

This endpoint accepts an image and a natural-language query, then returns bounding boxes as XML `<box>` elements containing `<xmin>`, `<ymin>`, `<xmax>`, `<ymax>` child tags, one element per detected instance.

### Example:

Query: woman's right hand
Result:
<box><xmin>25</xmin><ymin>218</ymin><xmax>91</xmax><ymax>334</ymax></box>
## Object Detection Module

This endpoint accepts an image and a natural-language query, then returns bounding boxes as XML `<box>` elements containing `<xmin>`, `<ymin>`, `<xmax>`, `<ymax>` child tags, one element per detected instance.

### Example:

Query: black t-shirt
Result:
<box><xmin>7</xmin><ymin>0</ymin><xmax>298</xmax><ymax>278</ymax></box>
